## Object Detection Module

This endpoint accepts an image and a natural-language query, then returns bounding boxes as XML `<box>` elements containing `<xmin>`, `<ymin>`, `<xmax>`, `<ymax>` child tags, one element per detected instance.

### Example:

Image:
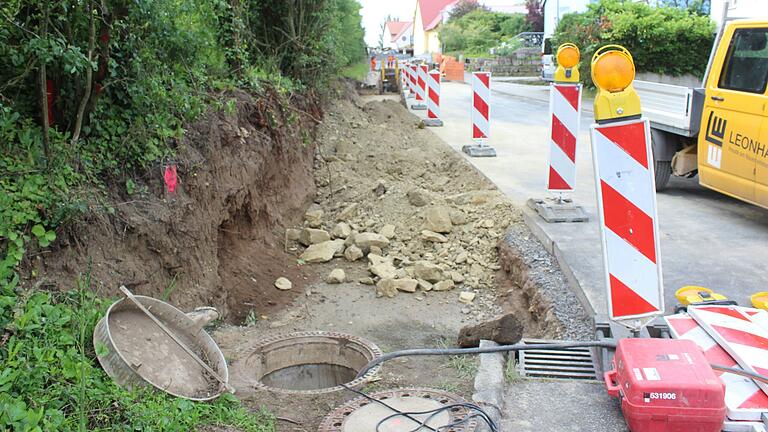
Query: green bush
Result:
<box><xmin>0</xmin><ymin>1</ymin><xmax>365</xmax><ymax>428</ymax></box>
<box><xmin>0</xmin><ymin>273</ymin><xmax>275</xmax><ymax>431</ymax></box>
<box><xmin>552</xmin><ymin>0</ymin><xmax>715</xmax><ymax>86</ymax></box>
<box><xmin>441</xmin><ymin>9</ymin><xmax>531</xmax><ymax>56</ymax></box>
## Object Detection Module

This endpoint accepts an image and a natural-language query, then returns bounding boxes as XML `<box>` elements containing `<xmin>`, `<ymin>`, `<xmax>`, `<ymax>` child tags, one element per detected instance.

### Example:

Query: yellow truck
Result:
<box><xmin>635</xmin><ymin>19</ymin><xmax>768</xmax><ymax>209</ymax></box>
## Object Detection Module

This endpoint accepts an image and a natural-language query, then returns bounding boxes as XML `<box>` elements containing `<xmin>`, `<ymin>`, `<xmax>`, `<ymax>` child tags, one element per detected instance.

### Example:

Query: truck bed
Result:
<box><xmin>634</xmin><ymin>80</ymin><xmax>703</xmax><ymax>137</ymax></box>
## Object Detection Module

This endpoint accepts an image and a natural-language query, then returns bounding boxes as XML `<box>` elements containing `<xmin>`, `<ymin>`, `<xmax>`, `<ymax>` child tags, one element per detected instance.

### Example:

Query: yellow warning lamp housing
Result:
<box><xmin>751</xmin><ymin>292</ymin><xmax>768</xmax><ymax>311</ymax></box>
<box><xmin>554</xmin><ymin>43</ymin><xmax>580</xmax><ymax>83</ymax></box>
<box><xmin>591</xmin><ymin>45</ymin><xmax>641</xmax><ymax>123</ymax></box>
<box><xmin>674</xmin><ymin>286</ymin><xmax>728</xmax><ymax>306</ymax></box>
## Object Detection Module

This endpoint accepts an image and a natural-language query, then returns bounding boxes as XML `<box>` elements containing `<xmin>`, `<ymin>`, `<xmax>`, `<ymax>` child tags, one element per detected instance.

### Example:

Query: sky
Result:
<box><xmin>357</xmin><ymin>0</ymin><xmax>416</xmax><ymax>47</ymax></box>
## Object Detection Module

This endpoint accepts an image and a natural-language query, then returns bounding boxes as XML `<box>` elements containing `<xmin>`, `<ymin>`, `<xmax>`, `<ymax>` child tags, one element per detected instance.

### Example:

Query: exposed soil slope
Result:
<box><xmin>23</xmin><ymin>89</ymin><xmax>320</xmax><ymax>321</ymax></box>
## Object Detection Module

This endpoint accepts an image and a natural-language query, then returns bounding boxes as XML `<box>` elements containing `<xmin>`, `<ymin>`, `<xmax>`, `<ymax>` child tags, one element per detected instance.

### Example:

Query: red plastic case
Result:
<box><xmin>604</xmin><ymin>338</ymin><xmax>726</xmax><ymax>432</ymax></box>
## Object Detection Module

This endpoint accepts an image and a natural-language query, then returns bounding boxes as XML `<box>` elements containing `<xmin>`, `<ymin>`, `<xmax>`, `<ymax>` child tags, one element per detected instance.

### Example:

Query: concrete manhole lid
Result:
<box><xmin>318</xmin><ymin>388</ymin><xmax>478</xmax><ymax>431</ymax></box>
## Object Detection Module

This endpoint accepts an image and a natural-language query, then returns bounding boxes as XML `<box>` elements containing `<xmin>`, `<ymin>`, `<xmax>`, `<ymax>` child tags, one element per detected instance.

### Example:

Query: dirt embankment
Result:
<box><xmin>23</xmin><ymin>89</ymin><xmax>320</xmax><ymax>321</ymax></box>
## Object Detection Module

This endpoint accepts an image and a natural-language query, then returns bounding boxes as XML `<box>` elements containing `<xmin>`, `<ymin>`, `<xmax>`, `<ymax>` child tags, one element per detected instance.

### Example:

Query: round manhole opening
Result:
<box><xmin>239</xmin><ymin>331</ymin><xmax>382</xmax><ymax>395</ymax></box>
<box><xmin>318</xmin><ymin>388</ymin><xmax>479</xmax><ymax>431</ymax></box>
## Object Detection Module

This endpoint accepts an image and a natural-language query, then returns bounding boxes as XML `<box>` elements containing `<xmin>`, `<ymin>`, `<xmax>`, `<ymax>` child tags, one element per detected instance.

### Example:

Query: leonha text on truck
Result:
<box><xmin>635</xmin><ymin>16</ymin><xmax>768</xmax><ymax>209</ymax></box>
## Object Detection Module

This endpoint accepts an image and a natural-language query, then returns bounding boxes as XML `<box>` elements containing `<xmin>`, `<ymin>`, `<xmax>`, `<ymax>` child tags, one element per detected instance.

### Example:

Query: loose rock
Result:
<box><xmin>375</xmin><ymin>278</ymin><xmax>399</xmax><ymax>298</ymax></box>
<box><xmin>344</xmin><ymin>245</ymin><xmax>364</xmax><ymax>261</ymax></box>
<box><xmin>459</xmin><ymin>291</ymin><xmax>476</xmax><ymax>303</ymax></box>
<box><xmin>407</xmin><ymin>188</ymin><xmax>431</xmax><ymax>207</ymax></box>
<box><xmin>379</xmin><ymin>224</ymin><xmax>396</xmax><ymax>239</ymax></box>
<box><xmin>369</xmin><ymin>262</ymin><xmax>398</xmax><ymax>279</ymax></box>
<box><xmin>327</xmin><ymin>269</ymin><xmax>346</xmax><ymax>284</ymax></box>
<box><xmin>421</xmin><ymin>230</ymin><xmax>447</xmax><ymax>243</ymax></box>
<box><xmin>433</xmin><ymin>280</ymin><xmax>455</xmax><ymax>291</ymax></box>
<box><xmin>413</xmin><ymin>261</ymin><xmax>444</xmax><ymax>282</ymax></box>
<box><xmin>299</xmin><ymin>241</ymin><xmax>337</xmax><ymax>263</ymax></box>
<box><xmin>304</xmin><ymin>207</ymin><xmax>324</xmax><ymax>228</ymax></box>
<box><xmin>423</xmin><ymin>206</ymin><xmax>452</xmax><ymax>233</ymax></box>
<box><xmin>299</xmin><ymin>228</ymin><xmax>331</xmax><ymax>246</ymax></box>
<box><xmin>274</xmin><ymin>277</ymin><xmax>293</xmax><ymax>291</ymax></box>
<box><xmin>331</xmin><ymin>222</ymin><xmax>352</xmax><ymax>239</ymax></box>
<box><xmin>355</xmin><ymin>232</ymin><xmax>390</xmax><ymax>250</ymax></box>
<box><xmin>457</xmin><ymin>313</ymin><xmax>523</xmax><ymax>348</ymax></box>
<box><xmin>417</xmin><ymin>279</ymin><xmax>433</xmax><ymax>292</ymax></box>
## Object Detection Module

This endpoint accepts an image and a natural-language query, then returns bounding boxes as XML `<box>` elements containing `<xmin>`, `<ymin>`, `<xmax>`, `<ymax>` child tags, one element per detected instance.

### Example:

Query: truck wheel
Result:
<box><xmin>655</xmin><ymin>160</ymin><xmax>672</xmax><ymax>191</ymax></box>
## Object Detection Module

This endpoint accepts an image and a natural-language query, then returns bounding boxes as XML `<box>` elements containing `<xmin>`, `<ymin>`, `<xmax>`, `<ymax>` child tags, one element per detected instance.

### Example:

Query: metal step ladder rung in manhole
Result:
<box><xmin>516</xmin><ymin>339</ymin><xmax>599</xmax><ymax>381</ymax></box>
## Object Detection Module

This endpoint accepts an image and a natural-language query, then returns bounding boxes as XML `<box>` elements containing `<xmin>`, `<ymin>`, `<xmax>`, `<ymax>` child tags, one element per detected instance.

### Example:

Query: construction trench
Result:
<box><xmin>35</xmin><ymin>75</ymin><xmax>768</xmax><ymax>430</ymax></box>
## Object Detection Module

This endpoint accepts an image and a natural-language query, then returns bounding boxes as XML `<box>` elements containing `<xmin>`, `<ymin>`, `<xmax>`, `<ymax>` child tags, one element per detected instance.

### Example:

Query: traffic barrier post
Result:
<box><xmin>462</xmin><ymin>71</ymin><xmax>496</xmax><ymax>157</ymax></box>
<box><xmin>528</xmin><ymin>43</ymin><xmax>588</xmax><ymax>223</ymax></box>
<box><xmin>424</xmin><ymin>69</ymin><xmax>443</xmax><ymax>127</ymax></box>
<box><xmin>589</xmin><ymin>45</ymin><xmax>662</xmax><ymax>331</ymax></box>
<box><xmin>410</xmin><ymin>64</ymin><xmax>427</xmax><ymax>110</ymax></box>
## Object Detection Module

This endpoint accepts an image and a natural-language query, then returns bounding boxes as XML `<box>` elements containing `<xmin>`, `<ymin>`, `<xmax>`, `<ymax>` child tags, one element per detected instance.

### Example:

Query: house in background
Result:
<box><xmin>412</xmin><ymin>0</ymin><xmax>458</xmax><ymax>55</ymax></box>
<box><xmin>384</xmin><ymin>20</ymin><xmax>413</xmax><ymax>52</ymax></box>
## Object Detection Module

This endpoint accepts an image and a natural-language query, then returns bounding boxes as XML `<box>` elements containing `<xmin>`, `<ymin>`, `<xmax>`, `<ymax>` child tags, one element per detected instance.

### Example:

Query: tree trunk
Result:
<box><xmin>39</xmin><ymin>3</ymin><xmax>50</xmax><ymax>163</ymax></box>
<box><xmin>71</xmin><ymin>0</ymin><xmax>96</xmax><ymax>145</ymax></box>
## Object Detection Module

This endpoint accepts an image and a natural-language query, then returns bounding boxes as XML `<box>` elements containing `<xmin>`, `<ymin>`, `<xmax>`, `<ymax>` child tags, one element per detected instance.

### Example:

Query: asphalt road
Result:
<box><xmin>409</xmin><ymin>79</ymin><xmax>768</xmax><ymax>319</ymax></box>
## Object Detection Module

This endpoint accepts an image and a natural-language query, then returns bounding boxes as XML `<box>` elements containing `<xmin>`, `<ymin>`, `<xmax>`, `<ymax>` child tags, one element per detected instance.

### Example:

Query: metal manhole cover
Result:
<box><xmin>517</xmin><ymin>339</ymin><xmax>599</xmax><ymax>380</ymax></box>
<box><xmin>318</xmin><ymin>388</ymin><xmax>478</xmax><ymax>431</ymax></box>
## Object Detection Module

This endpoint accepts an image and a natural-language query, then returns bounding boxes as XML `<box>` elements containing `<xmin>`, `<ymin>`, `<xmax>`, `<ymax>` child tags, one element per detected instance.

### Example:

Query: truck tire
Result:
<box><xmin>655</xmin><ymin>160</ymin><xmax>672</xmax><ymax>191</ymax></box>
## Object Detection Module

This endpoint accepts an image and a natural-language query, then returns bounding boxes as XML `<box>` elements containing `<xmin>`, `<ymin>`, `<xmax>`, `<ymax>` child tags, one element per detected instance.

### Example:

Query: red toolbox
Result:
<box><xmin>604</xmin><ymin>338</ymin><xmax>726</xmax><ymax>432</ymax></box>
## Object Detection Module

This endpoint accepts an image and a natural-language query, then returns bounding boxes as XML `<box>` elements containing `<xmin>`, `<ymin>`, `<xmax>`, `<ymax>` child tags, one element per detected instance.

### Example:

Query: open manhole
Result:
<box><xmin>318</xmin><ymin>388</ymin><xmax>478</xmax><ymax>431</ymax></box>
<box><xmin>235</xmin><ymin>331</ymin><xmax>382</xmax><ymax>394</ymax></box>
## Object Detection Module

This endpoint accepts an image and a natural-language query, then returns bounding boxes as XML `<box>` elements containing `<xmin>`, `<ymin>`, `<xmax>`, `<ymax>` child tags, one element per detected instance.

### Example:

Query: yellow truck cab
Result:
<box><xmin>635</xmin><ymin>20</ymin><xmax>768</xmax><ymax>209</ymax></box>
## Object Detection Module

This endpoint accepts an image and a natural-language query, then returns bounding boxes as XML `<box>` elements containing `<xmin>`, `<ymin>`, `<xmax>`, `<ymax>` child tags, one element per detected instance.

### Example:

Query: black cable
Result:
<box><xmin>374</xmin><ymin>403</ymin><xmax>498</xmax><ymax>432</ymax></box>
<box><xmin>340</xmin><ymin>384</ymin><xmax>499</xmax><ymax>432</ymax></box>
<box><xmin>355</xmin><ymin>340</ymin><xmax>618</xmax><ymax>379</ymax></box>
<box><xmin>339</xmin><ymin>384</ymin><xmax>439</xmax><ymax>432</ymax></box>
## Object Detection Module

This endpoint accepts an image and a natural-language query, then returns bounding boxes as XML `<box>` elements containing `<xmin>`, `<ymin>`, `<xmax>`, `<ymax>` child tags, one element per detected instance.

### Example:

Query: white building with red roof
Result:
<box><xmin>412</xmin><ymin>0</ymin><xmax>459</xmax><ymax>55</ymax></box>
<box><xmin>384</xmin><ymin>20</ymin><xmax>413</xmax><ymax>51</ymax></box>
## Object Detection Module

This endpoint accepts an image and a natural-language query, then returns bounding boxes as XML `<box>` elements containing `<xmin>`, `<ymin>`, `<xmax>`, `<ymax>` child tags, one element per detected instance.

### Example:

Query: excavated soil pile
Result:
<box><xmin>24</xmin><ymin>89</ymin><xmax>320</xmax><ymax>321</ymax></box>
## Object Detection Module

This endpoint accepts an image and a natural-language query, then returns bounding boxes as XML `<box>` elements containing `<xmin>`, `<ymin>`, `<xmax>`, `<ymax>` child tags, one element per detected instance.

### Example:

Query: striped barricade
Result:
<box><xmin>424</xmin><ymin>69</ymin><xmax>443</xmax><ymax>127</ymax></box>
<box><xmin>410</xmin><ymin>64</ymin><xmax>427</xmax><ymax>110</ymax></box>
<box><xmin>462</xmin><ymin>71</ymin><xmax>496</xmax><ymax>157</ymax></box>
<box><xmin>548</xmin><ymin>83</ymin><xmax>581</xmax><ymax>193</ymax></box>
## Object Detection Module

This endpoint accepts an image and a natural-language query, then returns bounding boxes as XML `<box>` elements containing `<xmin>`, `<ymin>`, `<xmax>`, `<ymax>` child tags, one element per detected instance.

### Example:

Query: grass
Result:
<box><xmin>0</xmin><ymin>271</ymin><xmax>276</xmax><ymax>431</ymax></box>
<box><xmin>436</xmin><ymin>337</ymin><xmax>479</xmax><ymax>379</ymax></box>
<box><xmin>505</xmin><ymin>355</ymin><xmax>522</xmax><ymax>383</ymax></box>
<box><xmin>341</xmin><ymin>61</ymin><xmax>370</xmax><ymax>81</ymax></box>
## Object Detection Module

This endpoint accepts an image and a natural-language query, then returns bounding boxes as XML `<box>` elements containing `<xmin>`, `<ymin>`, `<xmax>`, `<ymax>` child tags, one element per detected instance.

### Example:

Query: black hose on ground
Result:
<box><xmin>355</xmin><ymin>340</ymin><xmax>619</xmax><ymax>380</ymax></box>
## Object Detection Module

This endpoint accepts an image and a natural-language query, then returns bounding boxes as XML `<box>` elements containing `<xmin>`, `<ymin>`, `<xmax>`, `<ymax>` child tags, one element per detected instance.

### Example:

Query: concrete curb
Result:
<box><xmin>472</xmin><ymin>340</ymin><xmax>505</xmax><ymax>431</ymax></box>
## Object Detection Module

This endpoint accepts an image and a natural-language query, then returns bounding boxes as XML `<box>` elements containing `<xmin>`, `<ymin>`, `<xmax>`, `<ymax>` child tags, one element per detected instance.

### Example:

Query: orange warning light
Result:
<box><xmin>556</xmin><ymin>44</ymin><xmax>580</xmax><ymax>69</ymax></box>
<box><xmin>591</xmin><ymin>46</ymin><xmax>635</xmax><ymax>93</ymax></box>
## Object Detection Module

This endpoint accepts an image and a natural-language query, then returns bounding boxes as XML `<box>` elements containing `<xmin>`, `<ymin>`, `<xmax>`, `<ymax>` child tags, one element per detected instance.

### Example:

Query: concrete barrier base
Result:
<box><xmin>462</xmin><ymin>144</ymin><xmax>497</xmax><ymax>157</ymax></box>
<box><xmin>423</xmin><ymin>118</ymin><xmax>444</xmax><ymax>127</ymax></box>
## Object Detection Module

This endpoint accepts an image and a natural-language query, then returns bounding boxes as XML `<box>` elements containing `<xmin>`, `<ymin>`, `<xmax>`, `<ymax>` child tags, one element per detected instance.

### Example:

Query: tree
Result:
<box><xmin>450</xmin><ymin>0</ymin><xmax>489</xmax><ymax>20</ymax></box>
<box><xmin>658</xmin><ymin>0</ymin><xmax>710</xmax><ymax>15</ymax></box>
<box><xmin>525</xmin><ymin>0</ymin><xmax>544</xmax><ymax>32</ymax></box>
<box><xmin>379</xmin><ymin>14</ymin><xmax>392</xmax><ymax>49</ymax></box>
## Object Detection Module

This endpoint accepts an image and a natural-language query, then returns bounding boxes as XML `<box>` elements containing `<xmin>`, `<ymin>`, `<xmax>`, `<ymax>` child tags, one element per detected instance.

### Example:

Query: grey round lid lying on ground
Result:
<box><xmin>318</xmin><ymin>388</ymin><xmax>479</xmax><ymax>431</ymax></box>
<box><xmin>93</xmin><ymin>295</ymin><xmax>228</xmax><ymax>401</ymax></box>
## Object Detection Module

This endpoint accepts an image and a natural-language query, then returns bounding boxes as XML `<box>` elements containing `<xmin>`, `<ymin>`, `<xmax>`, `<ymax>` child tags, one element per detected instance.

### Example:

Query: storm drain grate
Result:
<box><xmin>516</xmin><ymin>339</ymin><xmax>599</xmax><ymax>381</ymax></box>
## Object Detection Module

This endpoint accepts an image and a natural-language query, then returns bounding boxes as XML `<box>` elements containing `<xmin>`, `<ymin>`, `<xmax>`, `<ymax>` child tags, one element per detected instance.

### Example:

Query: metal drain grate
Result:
<box><xmin>517</xmin><ymin>339</ymin><xmax>599</xmax><ymax>380</ymax></box>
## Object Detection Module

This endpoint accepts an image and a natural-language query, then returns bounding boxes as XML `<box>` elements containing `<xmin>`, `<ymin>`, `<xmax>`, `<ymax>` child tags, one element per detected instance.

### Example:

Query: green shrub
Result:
<box><xmin>552</xmin><ymin>0</ymin><xmax>715</xmax><ymax>87</ymax></box>
<box><xmin>0</xmin><ymin>273</ymin><xmax>275</xmax><ymax>431</ymax></box>
<box><xmin>441</xmin><ymin>9</ymin><xmax>531</xmax><ymax>56</ymax></box>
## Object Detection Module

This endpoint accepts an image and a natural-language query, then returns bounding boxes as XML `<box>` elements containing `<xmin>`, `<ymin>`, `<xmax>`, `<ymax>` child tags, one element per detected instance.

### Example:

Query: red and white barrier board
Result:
<box><xmin>590</xmin><ymin>119</ymin><xmax>663</xmax><ymax>323</ymax></box>
<box><xmin>666</xmin><ymin>312</ymin><xmax>768</xmax><ymax>421</ymax></box>
<box><xmin>408</xmin><ymin>64</ymin><xmax>417</xmax><ymax>96</ymax></box>
<box><xmin>548</xmin><ymin>84</ymin><xmax>581</xmax><ymax>192</ymax></box>
<box><xmin>472</xmin><ymin>71</ymin><xmax>491</xmax><ymax>142</ymax></box>
<box><xmin>427</xmin><ymin>70</ymin><xmax>441</xmax><ymax>120</ymax></box>
<box><xmin>416</xmin><ymin>64</ymin><xmax>427</xmax><ymax>103</ymax></box>
<box><xmin>689</xmin><ymin>305</ymin><xmax>768</xmax><ymax>397</ymax></box>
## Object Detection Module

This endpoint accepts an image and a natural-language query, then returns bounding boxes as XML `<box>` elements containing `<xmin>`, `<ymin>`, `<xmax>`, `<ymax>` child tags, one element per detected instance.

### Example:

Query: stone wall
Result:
<box><xmin>465</xmin><ymin>47</ymin><xmax>541</xmax><ymax>77</ymax></box>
